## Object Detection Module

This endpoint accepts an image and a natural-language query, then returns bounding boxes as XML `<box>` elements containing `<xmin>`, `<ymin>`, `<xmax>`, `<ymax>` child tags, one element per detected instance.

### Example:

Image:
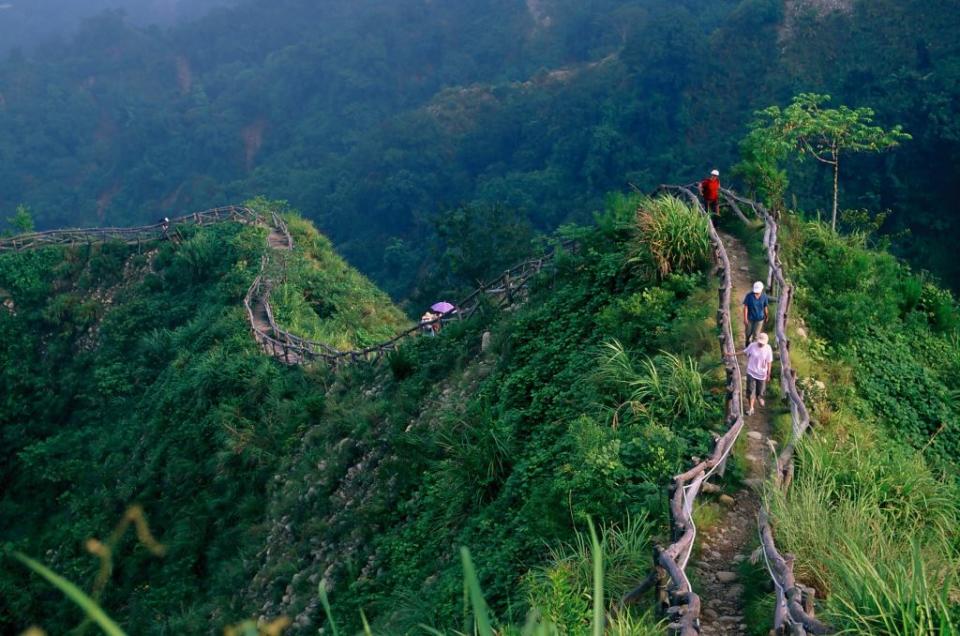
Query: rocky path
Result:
<box><xmin>694</xmin><ymin>230</ymin><xmax>777</xmax><ymax>635</ymax></box>
<box><xmin>250</xmin><ymin>224</ymin><xmax>302</xmax><ymax>364</ymax></box>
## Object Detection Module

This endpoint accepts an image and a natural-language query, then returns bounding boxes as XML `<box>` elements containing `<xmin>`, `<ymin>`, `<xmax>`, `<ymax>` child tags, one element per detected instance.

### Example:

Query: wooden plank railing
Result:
<box><xmin>616</xmin><ymin>186</ymin><xmax>833</xmax><ymax>635</ymax></box>
<box><xmin>616</xmin><ymin>184</ymin><xmax>745</xmax><ymax>635</ymax></box>
<box><xmin>0</xmin><ymin>206</ymin><xmax>261</xmax><ymax>252</ymax></box>
<box><xmin>247</xmin><ymin>238</ymin><xmax>577</xmax><ymax>367</ymax></box>
<box><xmin>719</xmin><ymin>189</ymin><xmax>832</xmax><ymax>634</ymax></box>
<box><xmin>2</xmin><ymin>206</ymin><xmax>574</xmax><ymax>369</ymax></box>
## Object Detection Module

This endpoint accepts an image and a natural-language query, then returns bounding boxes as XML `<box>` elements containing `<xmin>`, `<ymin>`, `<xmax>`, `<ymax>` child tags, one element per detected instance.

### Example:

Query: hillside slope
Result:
<box><xmin>1</xmin><ymin>194</ymin><xmax>739</xmax><ymax>634</ymax></box>
<box><xmin>3</xmin><ymin>192</ymin><xmax>958</xmax><ymax>634</ymax></box>
<box><xmin>0</xmin><ymin>209</ymin><xmax>407</xmax><ymax>632</ymax></box>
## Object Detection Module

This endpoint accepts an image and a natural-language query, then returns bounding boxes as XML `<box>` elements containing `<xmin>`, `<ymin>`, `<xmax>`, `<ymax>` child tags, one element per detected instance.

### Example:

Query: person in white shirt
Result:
<box><xmin>742</xmin><ymin>332</ymin><xmax>773</xmax><ymax>416</ymax></box>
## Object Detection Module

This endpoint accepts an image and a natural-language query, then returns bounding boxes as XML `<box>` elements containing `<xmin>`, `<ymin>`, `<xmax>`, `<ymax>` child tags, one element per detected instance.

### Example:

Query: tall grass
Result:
<box><xmin>262</xmin><ymin>209</ymin><xmax>410</xmax><ymax>350</ymax></box>
<box><xmin>599</xmin><ymin>339</ymin><xmax>709</xmax><ymax>428</ymax></box>
<box><xmin>826</xmin><ymin>539</ymin><xmax>956</xmax><ymax>635</ymax></box>
<box><xmin>523</xmin><ymin>516</ymin><xmax>662</xmax><ymax>633</ymax></box>
<box><xmin>630</xmin><ymin>195</ymin><xmax>711</xmax><ymax>278</ymax></box>
<box><xmin>10</xmin><ymin>551</ymin><xmax>127</xmax><ymax>636</ymax></box>
<box><xmin>767</xmin><ymin>425</ymin><xmax>960</xmax><ymax>634</ymax></box>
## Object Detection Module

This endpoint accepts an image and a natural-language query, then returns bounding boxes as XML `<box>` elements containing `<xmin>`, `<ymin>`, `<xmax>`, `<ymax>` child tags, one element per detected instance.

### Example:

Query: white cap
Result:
<box><xmin>710</xmin><ymin>169</ymin><xmax>720</xmax><ymax>176</ymax></box>
<box><xmin>758</xmin><ymin>332</ymin><xmax>769</xmax><ymax>345</ymax></box>
<box><xmin>753</xmin><ymin>281</ymin><xmax>764</xmax><ymax>294</ymax></box>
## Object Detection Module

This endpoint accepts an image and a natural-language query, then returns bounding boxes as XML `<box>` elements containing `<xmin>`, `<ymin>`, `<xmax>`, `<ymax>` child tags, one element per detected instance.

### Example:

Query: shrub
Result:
<box><xmin>792</xmin><ymin>224</ymin><xmax>902</xmax><ymax>345</ymax></box>
<box><xmin>594</xmin><ymin>287</ymin><xmax>673</xmax><ymax>348</ymax></box>
<box><xmin>630</xmin><ymin>195</ymin><xmax>711</xmax><ymax>278</ymax></box>
<box><xmin>599</xmin><ymin>340</ymin><xmax>710</xmax><ymax>429</ymax></box>
<box><xmin>919</xmin><ymin>282</ymin><xmax>959</xmax><ymax>333</ymax></box>
<box><xmin>523</xmin><ymin>517</ymin><xmax>656</xmax><ymax>632</ymax></box>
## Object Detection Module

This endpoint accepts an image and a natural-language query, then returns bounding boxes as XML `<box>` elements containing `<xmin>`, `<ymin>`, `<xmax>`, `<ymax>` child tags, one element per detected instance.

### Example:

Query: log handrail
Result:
<box><xmin>615</xmin><ymin>183</ymin><xmax>746</xmax><ymax>635</ymax></box>
<box><xmin>616</xmin><ymin>186</ymin><xmax>833</xmax><ymax>635</ymax></box>
<box><xmin>719</xmin><ymin>188</ymin><xmax>832</xmax><ymax>634</ymax></box>
<box><xmin>0</xmin><ymin>206</ymin><xmax>261</xmax><ymax>251</ymax></box>
<box><xmin>2</xmin><ymin>207</ymin><xmax>575</xmax><ymax>368</ymax></box>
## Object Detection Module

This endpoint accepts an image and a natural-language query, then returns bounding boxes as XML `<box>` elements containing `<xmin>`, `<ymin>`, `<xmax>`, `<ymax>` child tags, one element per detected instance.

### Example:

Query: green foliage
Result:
<box><xmin>630</xmin><ymin>195</ymin><xmax>711</xmax><ymax>279</ymax></box>
<box><xmin>599</xmin><ymin>340</ymin><xmax>711</xmax><ymax>430</ymax></box>
<box><xmin>739</xmin><ymin>93</ymin><xmax>911</xmax><ymax>228</ymax></box>
<box><xmin>850</xmin><ymin>330</ymin><xmax>958</xmax><ymax>465</ymax></box>
<box><xmin>6</xmin><ymin>205</ymin><xmax>35</xmax><ymax>234</ymax></box>
<box><xmin>9</xmin><ymin>551</ymin><xmax>127</xmax><ymax>636</ymax></box>
<box><xmin>733</xmin><ymin>118</ymin><xmax>791</xmax><ymax>209</ymax></box>
<box><xmin>826</xmin><ymin>540</ymin><xmax>956</xmax><ymax>635</ymax></box>
<box><xmin>919</xmin><ymin>282</ymin><xmax>960</xmax><ymax>333</ymax></box>
<box><xmin>0</xmin><ymin>197</ymin><xmax>724</xmax><ymax>633</ymax></box>
<box><xmin>786</xmin><ymin>219</ymin><xmax>960</xmax><ymax>462</ymax></box>
<box><xmin>782</xmin><ymin>94</ymin><xmax>911</xmax><ymax>162</ymax></box>
<box><xmin>767</xmin><ymin>427</ymin><xmax>960</xmax><ymax>634</ymax></box>
<box><xmin>595</xmin><ymin>288</ymin><xmax>673</xmax><ymax>347</ymax></box>
<box><xmin>792</xmin><ymin>222</ymin><xmax>904</xmax><ymax>345</ymax></box>
<box><xmin>1</xmin><ymin>0</ymin><xmax>960</xmax><ymax>290</ymax></box>
<box><xmin>434</xmin><ymin>204</ymin><xmax>535</xmax><ymax>285</ymax></box>
<box><xmin>259</xmin><ymin>204</ymin><xmax>410</xmax><ymax>349</ymax></box>
<box><xmin>757</xmin><ymin>212</ymin><xmax>960</xmax><ymax>632</ymax></box>
<box><xmin>460</xmin><ymin>548</ymin><xmax>494</xmax><ymax>636</ymax></box>
<box><xmin>524</xmin><ymin>517</ymin><xmax>653</xmax><ymax>632</ymax></box>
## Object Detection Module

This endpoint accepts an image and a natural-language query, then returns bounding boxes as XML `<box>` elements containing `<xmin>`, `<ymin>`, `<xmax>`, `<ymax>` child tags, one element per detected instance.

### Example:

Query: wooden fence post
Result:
<box><xmin>654</xmin><ymin>549</ymin><xmax>670</xmax><ymax>615</ymax></box>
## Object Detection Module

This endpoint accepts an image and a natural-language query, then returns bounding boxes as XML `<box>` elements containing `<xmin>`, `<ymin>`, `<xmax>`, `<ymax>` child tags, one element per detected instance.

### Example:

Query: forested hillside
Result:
<box><xmin>2</xmin><ymin>1</ymin><xmax>960</xmax><ymax>634</ymax></box>
<box><xmin>1</xmin><ymin>0</ymin><xmax>958</xmax><ymax>293</ymax></box>
<box><xmin>3</xmin><ymin>189</ymin><xmax>957</xmax><ymax>634</ymax></box>
<box><xmin>1</xmin><ymin>195</ymin><xmax>730</xmax><ymax>633</ymax></box>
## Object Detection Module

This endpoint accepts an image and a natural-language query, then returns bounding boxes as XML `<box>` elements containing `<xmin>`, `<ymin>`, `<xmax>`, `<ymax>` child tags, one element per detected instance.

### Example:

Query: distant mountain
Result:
<box><xmin>0</xmin><ymin>0</ymin><xmax>237</xmax><ymax>52</ymax></box>
<box><xmin>0</xmin><ymin>0</ymin><xmax>957</xmax><ymax>291</ymax></box>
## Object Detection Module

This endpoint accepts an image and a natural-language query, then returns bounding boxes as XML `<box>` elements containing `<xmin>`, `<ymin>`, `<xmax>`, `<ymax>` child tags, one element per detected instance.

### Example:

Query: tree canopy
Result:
<box><xmin>741</xmin><ymin>93</ymin><xmax>910</xmax><ymax>229</ymax></box>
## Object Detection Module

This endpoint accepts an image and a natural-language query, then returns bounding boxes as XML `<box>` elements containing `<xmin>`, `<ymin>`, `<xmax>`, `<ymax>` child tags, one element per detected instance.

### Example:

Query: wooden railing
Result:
<box><xmin>245</xmin><ymin>238</ymin><xmax>576</xmax><ymax>368</ymax></box>
<box><xmin>616</xmin><ymin>186</ymin><xmax>833</xmax><ymax>635</ymax></box>
<box><xmin>630</xmin><ymin>184</ymin><xmax>747</xmax><ymax>635</ymax></box>
<box><xmin>720</xmin><ymin>189</ymin><xmax>832</xmax><ymax>635</ymax></box>
<box><xmin>0</xmin><ymin>206</ymin><xmax>261</xmax><ymax>251</ymax></box>
<box><xmin>1</xmin><ymin>206</ymin><xmax>573</xmax><ymax>369</ymax></box>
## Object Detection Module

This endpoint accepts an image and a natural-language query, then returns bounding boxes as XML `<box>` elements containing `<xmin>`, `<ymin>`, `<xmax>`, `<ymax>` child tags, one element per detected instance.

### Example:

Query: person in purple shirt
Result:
<box><xmin>742</xmin><ymin>332</ymin><xmax>773</xmax><ymax>416</ymax></box>
<box><xmin>743</xmin><ymin>281</ymin><xmax>769</xmax><ymax>348</ymax></box>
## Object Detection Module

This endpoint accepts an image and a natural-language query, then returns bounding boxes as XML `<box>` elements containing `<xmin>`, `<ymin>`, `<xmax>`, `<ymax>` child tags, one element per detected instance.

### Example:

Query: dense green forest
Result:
<box><xmin>1</xmin><ymin>0</ymin><xmax>958</xmax><ymax>295</ymax></box>
<box><xmin>0</xmin><ymin>195</ymin><xmax>727</xmax><ymax>633</ymax></box>
<box><xmin>0</xmin><ymin>0</ymin><xmax>235</xmax><ymax>54</ymax></box>
<box><xmin>2</xmin><ymin>1</ymin><xmax>960</xmax><ymax>634</ymax></box>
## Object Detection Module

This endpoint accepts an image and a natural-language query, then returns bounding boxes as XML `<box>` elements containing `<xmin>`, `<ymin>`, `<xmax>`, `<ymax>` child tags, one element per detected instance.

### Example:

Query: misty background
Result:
<box><xmin>0</xmin><ymin>0</ymin><xmax>237</xmax><ymax>52</ymax></box>
<box><xmin>0</xmin><ymin>0</ymin><xmax>958</xmax><ymax>296</ymax></box>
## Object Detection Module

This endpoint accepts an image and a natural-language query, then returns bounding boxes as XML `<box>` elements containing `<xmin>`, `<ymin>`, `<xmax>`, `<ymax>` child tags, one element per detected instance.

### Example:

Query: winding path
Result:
<box><xmin>693</xmin><ymin>232</ymin><xmax>774</xmax><ymax>635</ymax></box>
<box><xmin>619</xmin><ymin>186</ymin><xmax>830</xmax><ymax>636</ymax></box>
<box><xmin>0</xmin><ymin>207</ymin><xmax>571</xmax><ymax>368</ymax></box>
<box><xmin>1</xmin><ymin>191</ymin><xmax>830</xmax><ymax>634</ymax></box>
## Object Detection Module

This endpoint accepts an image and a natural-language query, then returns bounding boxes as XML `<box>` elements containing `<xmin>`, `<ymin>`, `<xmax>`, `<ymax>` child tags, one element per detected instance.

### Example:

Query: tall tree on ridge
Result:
<box><xmin>741</xmin><ymin>93</ymin><xmax>911</xmax><ymax>230</ymax></box>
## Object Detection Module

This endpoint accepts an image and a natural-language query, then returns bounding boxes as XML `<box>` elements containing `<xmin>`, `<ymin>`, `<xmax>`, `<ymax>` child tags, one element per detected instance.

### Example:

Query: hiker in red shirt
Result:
<box><xmin>699</xmin><ymin>169</ymin><xmax>721</xmax><ymax>215</ymax></box>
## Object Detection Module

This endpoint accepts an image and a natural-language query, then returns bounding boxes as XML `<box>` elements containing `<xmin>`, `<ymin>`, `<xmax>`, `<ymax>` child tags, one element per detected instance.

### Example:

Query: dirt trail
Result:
<box><xmin>250</xmin><ymin>224</ymin><xmax>302</xmax><ymax>364</ymax></box>
<box><xmin>693</xmin><ymin>231</ymin><xmax>776</xmax><ymax>635</ymax></box>
<box><xmin>267</xmin><ymin>227</ymin><xmax>290</xmax><ymax>250</ymax></box>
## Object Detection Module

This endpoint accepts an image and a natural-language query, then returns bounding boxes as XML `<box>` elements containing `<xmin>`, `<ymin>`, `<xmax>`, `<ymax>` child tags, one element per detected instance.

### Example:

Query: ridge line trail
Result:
<box><xmin>251</xmin><ymin>222</ymin><xmax>302</xmax><ymax>364</ymax></box>
<box><xmin>694</xmin><ymin>229</ymin><xmax>776</xmax><ymax>636</ymax></box>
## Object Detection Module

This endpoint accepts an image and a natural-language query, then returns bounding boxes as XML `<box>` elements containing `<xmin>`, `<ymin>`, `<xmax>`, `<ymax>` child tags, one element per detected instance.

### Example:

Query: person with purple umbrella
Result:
<box><xmin>429</xmin><ymin>301</ymin><xmax>457</xmax><ymax>334</ymax></box>
<box><xmin>431</xmin><ymin>301</ymin><xmax>456</xmax><ymax>315</ymax></box>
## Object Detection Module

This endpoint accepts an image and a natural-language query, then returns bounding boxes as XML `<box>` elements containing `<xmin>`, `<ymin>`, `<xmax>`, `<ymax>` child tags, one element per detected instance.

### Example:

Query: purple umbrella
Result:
<box><xmin>431</xmin><ymin>301</ymin><xmax>456</xmax><ymax>314</ymax></box>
